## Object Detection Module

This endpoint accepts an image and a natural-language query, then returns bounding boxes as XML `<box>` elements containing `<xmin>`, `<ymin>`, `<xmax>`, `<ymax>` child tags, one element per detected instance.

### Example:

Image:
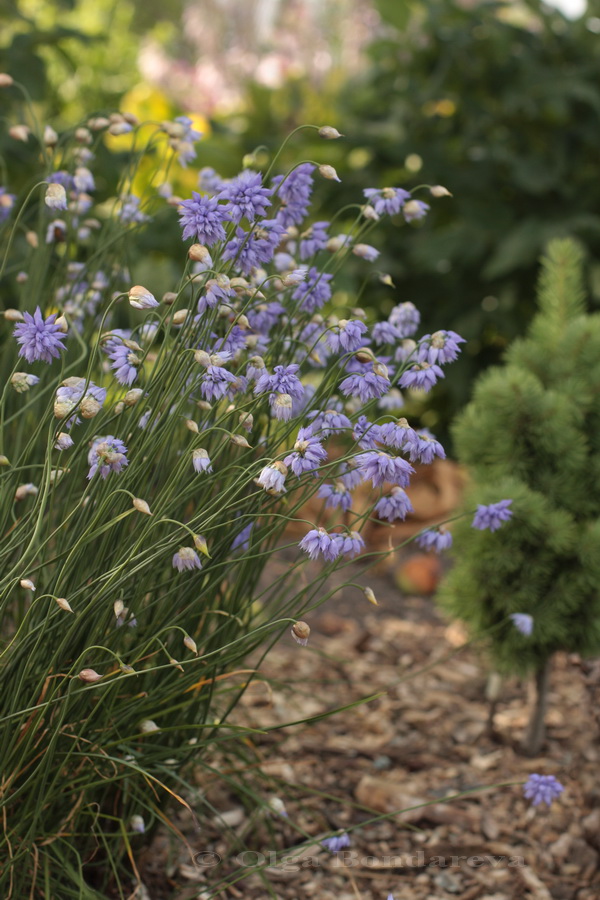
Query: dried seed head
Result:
<box><xmin>364</xmin><ymin>587</ymin><xmax>378</xmax><ymax>606</ymax></box>
<box><xmin>20</xmin><ymin>578</ymin><xmax>35</xmax><ymax>591</ymax></box>
<box><xmin>133</xmin><ymin>497</ymin><xmax>152</xmax><ymax>516</ymax></box>
<box><xmin>430</xmin><ymin>184</ymin><xmax>452</xmax><ymax>198</ymax></box>
<box><xmin>55</xmin><ymin>597</ymin><xmax>74</xmax><ymax>613</ymax></box>
<box><xmin>318</xmin><ymin>125</ymin><xmax>344</xmax><ymax>140</ymax></box>
<box><xmin>79</xmin><ymin>668</ymin><xmax>102</xmax><ymax>683</ymax></box>
<box><xmin>318</xmin><ymin>164</ymin><xmax>341</xmax><ymax>183</ymax></box>
<box><xmin>291</xmin><ymin>621</ymin><xmax>310</xmax><ymax>646</ymax></box>
<box><xmin>183</xmin><ymin>635</ymin><xmax>198</xmax><ymax>655</ymax></box>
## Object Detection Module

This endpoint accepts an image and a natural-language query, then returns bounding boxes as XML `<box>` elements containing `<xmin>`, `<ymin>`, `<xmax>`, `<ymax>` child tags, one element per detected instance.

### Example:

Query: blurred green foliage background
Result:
<box><xmin>3</xmin><ymin>0</ymin><xmax>600</xmax><ymax>442</ymax></box>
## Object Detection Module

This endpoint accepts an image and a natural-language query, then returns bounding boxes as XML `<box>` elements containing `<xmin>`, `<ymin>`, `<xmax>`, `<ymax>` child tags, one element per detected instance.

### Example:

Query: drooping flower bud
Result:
<box><xmin>239</xmin><ymin>412</ymin><xmax>253</xmax><ymax>432</ymax></box>
<box><xmin>193</xmin><ymin>534</ymin><xmax>209</xmax><ymax>557</ymax></box>
<box><xmin>318</xmin><ymin>164</ymin><xmax>341</xmax><ymax>183</ymax></box>
<box><xmin>162</xmin><ymin>291</ymin><xmax>178</xmax><ymax>306</ymax></box>
<box><xmin>185</xmin><ymin>418</ymin><xmax>199</xmax><ymax>434</ymax></box>
<box><xmin>15</xmin><ymin>483</ymin><xmax>38</xmax><ymax>501</ymax></box>
<box><xmin>0</xmin><ymin>455</ymin><xmax>10</xmax><ymax>466</ymax></box>
<box><xmin>364</xmin><ymin>587</ymin><xmax>378</xmax><ymax>606</ymax></box>
<box><xmin>188</xmin><ymin>243</ymin><xmax>211</xmax><ymax>262</ymax></box>
<box><xmin>291</xmin><ymin>621</ymin><xmax>310</xmax><ymax>646</ymax></box>
<box><xmin>183</xmin><ymin>635</ymin><xmax>198</xmax><ymax>655</ymax></box>
<box><xmin>128</xmin><ymin>285</ymin><xmax>158</xmax><ymax>310</ymax></box>
<box><xmin>80</xmin><ymin>395</ymin><xmax>101</xmax><ymax>419</ymax></box>
<box><xmin>318</xmin><ymin>126</ymin><xmax>344</xmax><ymax>140</ymax></box>
<box><xmin>20</xmin><ymin>578</ymin><xmax>35</xmax><ymax>591</ymax></box>
<box><xmin>430</xmin><ymin>184</ymin><xmax>452</xmax><ymax>198</ymax></box>
<box><xmin>230</xmin><ymin>434</ymin><xmax>252</xmax><ymax>449</ymax></box>
<box><xmin>0</xmin><ymin>74</ymin><xmax>14</xmax><ymax>87</ymax></box>
<box><xmin>45</xmin><ymin>183</ymin><xmax>67</xmax><ymax>211</ymax></box>
<box><xmin>124</xmin><ymin>388</ymin><xmax>143</xmax><ymax>407</ymax></box>
<box><xmin>130</xmin><ymin>815</ymin><xmax>145</xmax><ymax>834</ymax></box>
<box><xmin>139</xmin><ymin>719</ymin><xmax>160</xmax><ymax>733</ymax></box>
<box><xmin>354</xmin><ymin>347</ymin><xmax>376</xmax><ymax>363</ymax></box>
<box><xmin>172</xmin><ymin>309</ymin><xmax>189</xmax><ymax>326</ymax></box>
<box><xmin>9</xmin><ymin>124</ymin><xmax>30</xmax><ymax>143</ymax></box>
<box><xmin>55</xmin><ymin>597</ymin><xmax>74</xmax><ymax>613</ymax></box>
<box><xmin>79</xmin><ymin>668</ymin><xmax>102</xmax><ymax>683</ymax></box>
<box><xmin>133</xmin><ymin>497</ymin><xmax>152</xmax><ymax>516</ymax></box>
<box><xmin>4</xmin><ymin>308</ymin><xmax>24</xmax><ymax>322</ymax></box>
<box><xmin>54</xmin><ymin>315</ymin><xmax>68</xmax><ymax>333</ymax></box>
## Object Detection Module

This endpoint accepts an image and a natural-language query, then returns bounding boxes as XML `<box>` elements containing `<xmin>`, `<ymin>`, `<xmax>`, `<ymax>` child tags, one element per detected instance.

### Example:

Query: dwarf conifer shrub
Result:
<box><xmin>440</xmin><ymin>238</ymin><xmax>600</xmax><ymax>753</ymax></box>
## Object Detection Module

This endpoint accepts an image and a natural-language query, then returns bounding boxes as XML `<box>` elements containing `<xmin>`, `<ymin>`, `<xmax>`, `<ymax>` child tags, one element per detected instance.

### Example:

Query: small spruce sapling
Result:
<box><xmin>440</xmin><ymin>238</ymin><xmax>600</xmax><ymax>754</ymax></box>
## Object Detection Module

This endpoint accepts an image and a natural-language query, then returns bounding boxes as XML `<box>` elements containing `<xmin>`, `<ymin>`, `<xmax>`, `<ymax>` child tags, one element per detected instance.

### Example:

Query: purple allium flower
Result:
<box><xmin>223</xmin><ymin>220</ymin><xmax>286</xmax><ymax>273</ymax></box>
<box><xmin>108</xmin><ymin>343</ymin><xmax>141</xmax><ymax>386</ymax></box>
<box><xmin>178</xmin><ymin>192</ymin><xmax>227</xmax><ymax>245</ymax></box>
<box><xmin>523</xmin><ymin>774</ymin><xmax>564</xmax><ymax>807</ymax></box>
<box><xmin>338</xmin><ymin>530</ymin><xmax>365</xmax><ymax>559</ymax></box>
<box><xmin>272</xmin><ymin>163</ymin><xmax>315</xmax><ymax>227</ymax></box>
<box><xmin>353</xmin><ymin>415</ymin><xmax>382</xmax><ymax>450</ymax></box>
<box><xmin>55</xmin><ymin>378</ymin><xmax>106</xmax><ymax>426</ymax></box>
<box><xmin>14</xmin><ymin>307</ymin><xmax>67</xmax><ymax>364</ymax></box>
<box><xmin>416</xmin><ymin>528</ymin><xmax>453</xmax><ymax>553</ymax></box>
<box><xmin>299</xmin><ymin>527</ymin><xmax>343</xmax><ymax>562</ymax></box>
<box><xmin>257</xmin><ymin>463</ymin><xmax>287</xmax><ymax>494</ymax></box>
<box><xmin>300</xmin><ymin>220</ymin><xmax>329</xmax><ymax>260</ymax></box>
<box><xmin>87</xmin><ymin>436</ymin><xmax>128</xmax><ymax>480</ymax></box>
<box><xmin>510</xmin><ymin>613</ymin><xmax>534</xmax><ymax>636</ymax></box>
<box><xmin>172</xmin><ymin>115</ymin><xmax>202</xmax><ymax>165</ymax></box>
<box><xmin>292</xmin><ymin>267</ymin><xmax>333</xmax><ymax>314</ymax></box>
<box><xmin>363</xmin><ymin>187</ymin><xmax>410</xmax><ymax>217</ymax></box>
<box><xmin>284</xmin><ymin>426</ymin><xmax>327</xmax><ymax>476</ymax></box>
<box><xmin>119</xmin><ymin>194</ymin><xmax>149</xmax><ymax>225</ymax></box>
<box><xmin>326</xmin><ymin>319</ymin><xmax>368</xmax><ymax>353</ymax></box>
<box><xmin>379</xmin><ymin>418</ymin><xmax>417</xmax><ymax>451</ymax></box>
<box><xmin>340</xmin><ymin>466</ymin><xmax>363</xmax><ymax>490</ymax></box>
<box><xmin>300</xmin><ymin>320</ymin><xmax>331</xmax><ymax>367</ymax></box>
<box><xmin>201</xmin><ymin>365</ymin><xmax>237</xmax><ymax>401</ymax></box>
<box><xmin>472</xmin><ymin>500</ymin><xmax>513</xmax><ymax>532</ymax></box>
<box><xmin>340</xmin><ymin>370</ymin><xmax>391</xmax><ymax>403</ymax></box>
<box><xmin>417</xmin><ymin>330</ymin><xmax>466</xmax><ymax>366</ymax></box>
<box><xmin>172</xmin><ymin>547</ymin><xmax>202</xmax><ymax>572</ymax></box>
<box><xmin>0</xmin><ymin>186</ymin><xmax>17</xmax><ymax>222</ymax></box>
<box><xmin>217</xmin><ymin>169</ymin><xmax>272</xmax><ymax>222</ymax></box>
<box><xmin>307</xmin><ymin>405</ymin><xmax>352</xmax><ymax>438</ymax></box>
<box><xmin>192</xmin><ymin>448</ymin><xmax>212</xmax><ymax>473</ymax></box>
<box><xmin>403</xmin><ymin>199</ymin><xmax>430</xmax><ymax>222</ymax></box>
<box><xmin>389</xmin><ymin>302</ymin><xmax>420</xmax><ymax>338</ymax></box>
<box><xmin>231</xmin><ymin>521</ymin><xmax>253</xmax><ymax>553</ymax></box>
<box><xmin>73</xmin><ymin>166</ymin><xmax>95</xmax><ymax>194</ymax></box>
<box><xmin>48</xmin><ymin>170</ymin><xmax>75</xmax><ymax>191</ymax></box>
<box><xmin>198</xmin><ymin>166</ymin><xmax>224</xmax><ymax>195</ymax></box>
<box><xmin>255</xmin><ymin>364</ymin><xmax>304</xmax><ymax>401</ymax></box>
<box><xmin>249</xmin><ymin>301</ymin><xmax>286</xmax><ymax>335</ymax></box>
<box><xmin>318</xmin><ymin>481</ymin><xmax>353</xmax><ymax>512</ymax></box>
<box><xmin>321</xmin><ymin>832</ymin><xmax>351</xmax><ymax>853</ymax></box>
<box><xmin>355</xmin><ymin>451</ymin><xmax>414</xmax><ymax>488</ymax></box>
<box><xmin>371</xmin><ymin>321</ymin><xmax>402</xmax><ymax>346</ymax></box>
<box><xmin>54</xmin><ymin>432</ymin><xmax>74</xmax><ymax>451</ymax></box>
<box><xmin>375</xmin><ymin>486</ymin><xmax>414</xmax><ymax>522</ymax></box>
<box><xmin>407</xmin><ymin>429</ymin><xmax>446</xmax><ymax>465</ymax></box>
<box><xmin>198</xmin><ymin>276</ymin><xmax>236</xmax><ymax>315</ymax></box>
<box><xmin>213</xmin><ymin>325</ymin><xmax>248</xmax><ymax>356</ymax></box>
<box><xmin>395</xmin><ymin>340</ymin><xmax>418</xmax><ymax>365</ymax></box>
<box><xmin>399</xmin><ymin>362</ymin><xmax>444</xmax><ymax>392</ymax></box>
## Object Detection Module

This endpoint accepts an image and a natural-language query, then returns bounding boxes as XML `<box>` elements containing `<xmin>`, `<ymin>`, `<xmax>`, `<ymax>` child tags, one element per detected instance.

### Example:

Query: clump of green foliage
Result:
<box><xmin>440</xmin><ymin>238</ymin><xmax>600</xmax><ymax>751</ymax></box>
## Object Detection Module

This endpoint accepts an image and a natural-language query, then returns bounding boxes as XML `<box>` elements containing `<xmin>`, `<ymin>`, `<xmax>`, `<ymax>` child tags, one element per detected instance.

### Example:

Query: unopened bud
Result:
<box><xmin>124</xmin><ymin>388</ymin><xmax>143</xmax><ymax>407</ymax></box>
<box><xmin>20</xmin><ymin>578</ymin><xmax>35</xmax><ymax>591</ymax></box>
<box><xmin>129</xmin><ymin>285</ymin><xmax>158</xmax><ymax>310</ymax></box>
<box><xmin>171</xmin><ymin>309</ymin><xmax>189</xmax><ymax>325</ymax></box>
<box><xmin>113</xmin><ymin>401</ymin><xmax>125</xmax><ymax>415</ymax></box>
<box><xmin>139</xmin><ymin>719</ymin><xmax>160</xmax><ymax>733</ymax></box>
<box><xmin>55</xmin><ymin>597</ymin><xmax>74</xmax><ymax>613</ymax></box>
<box><xmin>183</xmin><ymin>635</ymin><xmax>198</xmax><ymax>655</ymax></box>
<box><xmin>239</xmin><ymin>412</ymin><xmax>253</xmax><ymax>432</ymax></box>
<box><xmin>130</xmin><ymin>815</ymin><xmax>145</xmax><ymax>834</ymax></box>
<box><xmin>80</xmin><ymin>396</ymin><xmax>101</xmax><ymax>419</ymax></box>
<box><xmin>0</xmin><ymin>74</ymin><xmax>14</xmax><ymax>87</ymax></box>
<box><xmin>291</xmin><ymin>621</ymin><xmax>310</xmax><ymax>646</ymax></box>
<box><xmin>162</xmin><ymin>291</ymin><xmax>178</xmax><ymax>306</ymax></box>
<box><xmin>318</xmin><ymin>164</ymin><xmax>341</xmax><ymax>183</ymax></box>
<box><xmin>16</xmin><ymin>272</ymin><xmax>28</xmax><ymax>283</ymax></box>
<box><xmin>133</xmin><ymin>497</ymin><xmax>152</xmax><ymax>516</ymax></box>
<box><xmin>379</xmin><ymin>273</ymin><xmax>395</xmax><ymax>287</ymax></box>
<box><xmin>74</xmin><ymin>127</ymin><xmax>92</xmax><ymax>144</ymax></box>
<box><xmin>0</xmin><ymin>455</ymin><xmax>10</xmax><ymax>466</ymax></box>
<box><xmin>318</xmin><ymin>125</ymin><xmax>344</xmax><ymax>140</ymax></box>
<box><xmin>196</xmin><ymin>400</ymin><xmax>212</xmax><ymax>411</ymax></box>
<box><xmin>193</xmin><ymin>534</ymin><xmax>209</xmax><ymax>556</ymax></box>
<box><xmin>45</xmin><ymin>183</ymin><xmax>67</xmax><ymax>211</ymax></box>
<box><xmin>188</xmin><ymin>243</ymin><xmax>211</xmax><ymax>262</ymax></box>
<box><xmin>54</xmin><ymin>315</ymin><xmax>68</xmax><ymax>333</ymax></box>
<box><xmin>26</xmin><ymin>231</ymin><xmax>39</xmax><ymax>248</ymax></box>
<box><xmin>364</xmin><ymin>587</ymin><xmax>378</xmax><ymax>606</ymax></box>
<box><xmin>88</xmin><ymin>116</ymin><xmax>110</xmax><ymax>130</ymax></box>
<box><xmin>355</xmin><ymin>347</ymin><xmax>375</xmax><ymax>363</ymax></box>
<box><xmin>185</xmin><ymin>418</ymin><xmax>199</xmax><ymax>434</ymax></box>
<box><xmin>4</xmin><ymin>308</ymin><xmax>24</xmax><ymax>322</ymax></box>
<box><xmin>373</xmin><ymin>361</ymin><xmax>389</xmax><ymax>379</ymax></box>
<box><xmin>15</xmin><ymin>483</ymin><xmax>37</xmax><ymax>501</ymax></box>
<box><xmin>362</xmin><ymin>204</ymin><xmax>380</xmax><ymax>221</ymax></box>
<box><xmin>114</xmin><ymin>599</ymin><xmax>125</xmax><ymax>618</ymax></box>
<box><xmin>430</xmin><ymin>184</ymin><xmax>452</xmax><ymax>198</ymax></box>
<box><xmin>9</xmin><ymin>124</ymin><xmax>30</xmax><ymax>143</ymax></box>
<box><xmin>194</xmin><ymin>350</ymin><xmax>211</xmax><ymax>367</ymax></box>
<box><xmin>170</xmin><ymin>658</ymin><xmax>184</xmax><ymax>672</ymax></box>
<box><xmin>230</xmin><ymin>434</ymin><xmax>252</xmax><ymax>449</ymax></box>
<box><xmin>79</xmin><ymin>668</ymin><xmax>102</xmax><ymax>683</ymax></box>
